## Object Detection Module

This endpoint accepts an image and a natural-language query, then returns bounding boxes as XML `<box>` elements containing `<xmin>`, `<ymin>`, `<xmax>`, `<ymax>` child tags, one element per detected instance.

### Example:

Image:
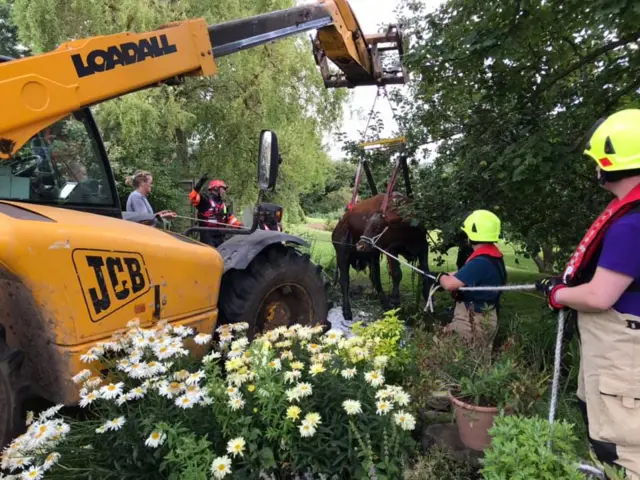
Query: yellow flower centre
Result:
<box><xmin>107</xmin><ymin>385</ymin><xmax>116</xmax><ymax>391</ymax></box>
<box><xmin>151</xmin><ymin>432</ymin><xmax>160</xmax><ymax>440</ymax></box>
<box><xmin>181</xmin><ymin>398</ymin><xmax>190</xmax><ymax>405</ymax></box>
<box><xmin>217</xmin><ymin>465</ymin><xmax>226</xmax><ymax>471</ymax></box>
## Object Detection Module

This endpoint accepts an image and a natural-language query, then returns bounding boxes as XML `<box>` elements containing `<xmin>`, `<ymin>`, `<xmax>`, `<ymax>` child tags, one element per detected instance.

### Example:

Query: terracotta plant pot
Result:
<box><xmin>448</xmin><ymin>391</ymin><xmax>499</xmax><ymax>451</ymax></box>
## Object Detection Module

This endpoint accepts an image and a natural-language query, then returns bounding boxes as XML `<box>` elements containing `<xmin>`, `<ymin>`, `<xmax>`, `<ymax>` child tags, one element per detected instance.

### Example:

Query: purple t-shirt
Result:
<box><xmin>597</xmin><ymin>212</ymin><xmax>640</xmax><ymax>316</ymax></box>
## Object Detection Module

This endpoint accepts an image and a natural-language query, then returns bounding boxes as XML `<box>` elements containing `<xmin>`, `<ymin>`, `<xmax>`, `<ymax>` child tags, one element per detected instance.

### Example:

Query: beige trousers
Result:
<box><xmin>445</xmin><ymin>302</ymin><xmax>498</xmax><ymax>348</ymax></box>
<box><xmin>577</xmin><ymin>309</ymin><xmax>640</xmax><ymax>479</ymax></box>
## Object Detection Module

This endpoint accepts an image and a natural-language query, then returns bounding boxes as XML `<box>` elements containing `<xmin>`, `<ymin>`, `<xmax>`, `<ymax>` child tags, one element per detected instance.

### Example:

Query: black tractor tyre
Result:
<box><xmin>0</xmin><ymin>331</ymin><xmax>27</xmax><ymax>449</ymax></box>
<box><xmin>219</xmin><ymin>245</ymin><xmax>329</xmax><ymax>338</ymax></box>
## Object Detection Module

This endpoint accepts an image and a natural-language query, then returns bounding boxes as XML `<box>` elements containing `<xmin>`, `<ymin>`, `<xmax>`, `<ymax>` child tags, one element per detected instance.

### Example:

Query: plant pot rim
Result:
<box><xmin>448</xmin><ymin>390</ymin><xmax>499</xmax><ymax>413</ymax></box>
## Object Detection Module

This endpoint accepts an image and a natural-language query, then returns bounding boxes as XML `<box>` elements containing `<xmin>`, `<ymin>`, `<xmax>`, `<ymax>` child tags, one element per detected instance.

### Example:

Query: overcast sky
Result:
<box><xmin>325</xmin><ymin>0</ymin><xmax>444</xmax><ymax>160</ymax></box>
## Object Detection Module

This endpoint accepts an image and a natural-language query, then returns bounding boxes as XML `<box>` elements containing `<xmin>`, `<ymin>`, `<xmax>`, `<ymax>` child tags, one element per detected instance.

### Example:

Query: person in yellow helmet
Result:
<box><xmin>535</xmin><ymin>109</ymin><xmax>640</xmax><ymax>479</ymax></box>
<box><xmin>434</xmin><ymin>209</ymin><xmax>507</xmax><ymax>347</ymax></box>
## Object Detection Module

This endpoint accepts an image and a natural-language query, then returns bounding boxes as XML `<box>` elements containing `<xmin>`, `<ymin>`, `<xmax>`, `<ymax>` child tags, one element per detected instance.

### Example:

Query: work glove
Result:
<box><xmin>194</xmin><ymin>173</ymin><xmax>208</xmax><ymax>192</ymax></box>
<box><xmin>535</xmin><ymin>276</ymin><xmax>567</xmax><ymax>310</ymax></box>
<box><xmin>432</xmin><ymin>272</ymin><xmax>448</xmax><ymax>284</ymax></box>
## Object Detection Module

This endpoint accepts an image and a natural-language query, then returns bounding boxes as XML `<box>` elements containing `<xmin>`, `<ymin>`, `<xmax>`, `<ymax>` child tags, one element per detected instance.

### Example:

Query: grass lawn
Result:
<box><xmin>285</xmin><ymin>222</ymin><xmax>590</xmax><ymax>458</ymax></box>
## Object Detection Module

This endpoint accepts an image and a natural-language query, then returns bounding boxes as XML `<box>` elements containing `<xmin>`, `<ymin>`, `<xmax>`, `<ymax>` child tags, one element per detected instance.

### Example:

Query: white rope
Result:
<box><xmin>577</xmin><ymin>463</ymin><xmax>606</xmax><ymax>478</ymax></box>
<box><xmin>172</xmin><ymin>214</ymin><xmax>248</xmax><ymax>230</ymax></box>
<box><xmin>548</xmin><ymin>308</ymin><xmax>566</xmax><ymax>426</ymax></box>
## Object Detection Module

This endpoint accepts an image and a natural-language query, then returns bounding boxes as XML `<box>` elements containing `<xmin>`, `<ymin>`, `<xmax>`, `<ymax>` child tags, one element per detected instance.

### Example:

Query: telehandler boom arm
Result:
<box><xmin>0</xmin><ymin>0</ymin><xmax>405</xmax><ymax>159</ymax></box>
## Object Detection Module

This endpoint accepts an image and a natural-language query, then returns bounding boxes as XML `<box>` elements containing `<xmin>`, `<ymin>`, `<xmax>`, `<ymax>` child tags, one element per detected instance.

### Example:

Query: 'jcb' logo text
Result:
<box><xmin>71</xmin><ymin>34</ymin><xmax>178</xmax><ymax>78</ymax></box>
<box><xmin>73</xmin><ymin>249</ymin><xmax>151</xmax><ymax>322</ymax></box>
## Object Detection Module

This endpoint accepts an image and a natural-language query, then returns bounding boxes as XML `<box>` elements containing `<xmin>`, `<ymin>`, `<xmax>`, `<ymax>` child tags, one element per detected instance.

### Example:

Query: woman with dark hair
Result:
<box><xmin>125</xmin><ymin>170</ymin><xmax>176</xmax><ymax>223</ymax></box>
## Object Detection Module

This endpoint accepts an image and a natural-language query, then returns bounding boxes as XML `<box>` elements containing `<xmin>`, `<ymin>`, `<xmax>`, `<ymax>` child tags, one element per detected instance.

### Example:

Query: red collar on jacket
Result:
<box><xmin>564</xmin><ymin>182</ymin><xmax>640</xmax><ymax>283</ymax></box>
<box><xmin>466</xmin><ymin>243</ymin><xmax>503</xmax><ymax>263</ymax></box>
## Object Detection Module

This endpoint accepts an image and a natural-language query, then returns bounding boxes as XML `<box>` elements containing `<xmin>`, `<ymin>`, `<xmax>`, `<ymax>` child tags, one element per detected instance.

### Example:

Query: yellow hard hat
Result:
<box><xmin>584</xmin><ymin>109</ymin><xmax>640</xmax><ymax>172</ymax></box>
<box><xmin>461</xmin><ymin>210</ymin><xmax>501</xmax><ymax>243</ymax></box>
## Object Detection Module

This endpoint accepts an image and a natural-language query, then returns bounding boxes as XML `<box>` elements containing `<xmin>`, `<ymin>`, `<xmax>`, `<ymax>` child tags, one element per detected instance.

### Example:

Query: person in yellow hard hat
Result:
<box><xmin>434</xmin><ymin>210</ymin><xmax>507</xmax><ymax>347</ymax></box>
<box><xmin>536</xmin><ymin>109</ymin><xmax>640</xmax><ymax>479</ymax></box>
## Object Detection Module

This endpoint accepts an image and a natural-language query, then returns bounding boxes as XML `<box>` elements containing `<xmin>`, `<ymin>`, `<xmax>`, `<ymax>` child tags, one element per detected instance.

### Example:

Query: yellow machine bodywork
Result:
<box><xmin>0</xmin><ymin>19</ymin><xmax>216</xmax><ymax>159</ymax></box>
<box><xmin>0</xmin><ymin>201</ymin><xmax>221</xmax><ymax>404</ymax></box>
<box><xmin>0</xmin><ymin>0</ymin><xmax>406</xmax><ymax>415</ymax></box>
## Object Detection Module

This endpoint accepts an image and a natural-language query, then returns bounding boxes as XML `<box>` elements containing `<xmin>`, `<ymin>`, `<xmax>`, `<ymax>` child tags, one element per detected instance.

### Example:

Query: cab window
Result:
<box><xmin>2</xmin><ymin>111</ymin><xmax>115</xmax><ymax>207</ymax></box>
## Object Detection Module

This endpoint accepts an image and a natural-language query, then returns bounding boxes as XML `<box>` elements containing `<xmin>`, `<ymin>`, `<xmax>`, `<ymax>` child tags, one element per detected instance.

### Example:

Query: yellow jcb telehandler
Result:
<box><xmin>0</xmin><ymin>0</ymin><xmax>406</xmax><ymax>446</ymax></box>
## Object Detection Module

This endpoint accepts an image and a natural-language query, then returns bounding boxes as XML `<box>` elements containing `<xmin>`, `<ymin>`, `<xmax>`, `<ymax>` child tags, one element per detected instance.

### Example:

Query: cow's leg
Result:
<box><xmin>369</xmin><ymin>252</ymin><xmax>390</xmax><ymax>309</ymax></box>
<box><xmin>336</xmin><ymin>249</ymin><xmax>354</xmax><ymax>321</ymax></box>
<box><xmin>417</xmin><ymin>247</ymin><xmax>432</xmax><ymax>304</ymax></box>
<box><xmin>389</xmin><ymin>256</ymin><xmax>402</xmax><ymax>306</ymax></box>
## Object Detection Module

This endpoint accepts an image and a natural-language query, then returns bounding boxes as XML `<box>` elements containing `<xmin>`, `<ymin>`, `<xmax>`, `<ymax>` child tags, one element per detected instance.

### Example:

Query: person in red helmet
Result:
<box><xmin>189</xmin><ymin>174</ymin><xmax>242</xmax><ymax>247</ymax></box>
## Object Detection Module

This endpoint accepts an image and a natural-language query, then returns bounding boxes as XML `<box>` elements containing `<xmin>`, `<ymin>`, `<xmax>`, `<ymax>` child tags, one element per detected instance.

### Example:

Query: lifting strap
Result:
<box><xmin>348</xmin><ymin>87</ymin><xmax>383</xmax><ymax>211</ymax></box>
<box><xmin>377</xmin><ymin>87</ymin><xmax>412</xmax><ymax>215</ymax></box>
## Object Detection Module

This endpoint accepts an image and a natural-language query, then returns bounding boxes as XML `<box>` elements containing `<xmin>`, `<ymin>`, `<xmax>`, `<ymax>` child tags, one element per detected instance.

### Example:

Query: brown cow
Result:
<box><xmin>332</xmin><ymin>192</ymin><xmax>433</xmax><ymax>321</ymax></box>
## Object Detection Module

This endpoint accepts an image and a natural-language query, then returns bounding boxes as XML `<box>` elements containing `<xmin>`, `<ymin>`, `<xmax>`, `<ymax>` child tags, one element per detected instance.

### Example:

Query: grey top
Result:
<box><xmin>126</xmin><ymin>190</ymin><xmax>154</xmax><ymax>214</ymax></box>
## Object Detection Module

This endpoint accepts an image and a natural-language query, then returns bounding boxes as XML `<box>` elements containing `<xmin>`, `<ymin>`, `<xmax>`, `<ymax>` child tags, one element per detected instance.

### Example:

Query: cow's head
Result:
<box><xmin>356</xmin><ymin>212</ymin><xmax>388</xmax><ymax>252</ymax></box>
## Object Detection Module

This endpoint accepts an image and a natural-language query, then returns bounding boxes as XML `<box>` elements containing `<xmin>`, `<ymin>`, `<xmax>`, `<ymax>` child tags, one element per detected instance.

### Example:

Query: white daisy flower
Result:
<box><xmin>126</xmin><ymin>318</ymin><xmax>141</xmax><ymax>328</ymax></box>
<box><xmin>341</xmin><ymin>368</ymin><xmax>357</xmax><ymax>379</ymax></box>
<box><xmin>100</xmin><ymin>382</ymin><xmax>124</xmax><ymax>400</ymax></box>
<box><xmin>232</xmin><ymin>322</ymin><xmax>249</xmax><ymax>332</ymax></box>
<box><xmin>127</xmin><ymin>386</ymin><xmax>147</xmax><ymax>400</ymax></box>
<box><xmin>25</xmin><ymin>411</ymin><xmax>34</xmax><ymax>426</ymax></box>
<box><xmin>22</xmin><ymin>465</ymin><xmax>43</xmax><ymax>480</ymax></box>
<box><xmin>183</xmin><ymin>384</ymin><xmax>204</xmax><ymax>401</ymax></box>
<box><xmin>268</xmin><ymin>359</ymin><xmax>282</xmax><ymax>371</ymax></box>
<box><xmin>226</xmin><ymin>437</ymin><xmax>246</xmax><ymax>458</ymax></box>
<box><xmin>342</xmin><ymin>399</ymin><xmax>363</xmax><ymax>415</ymax></box>
<box><xmin>185</xmin><ymin>370</ymin><xmax>205</xmax><ymax>386</ymax></box>
<box><xmin>376</xmin><ymin>400</ymin><xmax>393</xmax><ymax>415</ymax></box>
<box><xmin>173</xmin><ymin>370</ymin><xmax>190</xmax><ymax>381</ymax></box>
<box><xmin>105</xmin><ymin>417</ymin><xmax>126</xmax><ymax>431</ymax></box>
<box><xmin>84</xmin><ymin>376</ymin><xmax>102</xmax><ymax>389</ymax></box>
<box><xmin>393</xmin><ymin>411</ymin><xmax>416</xmax><ymax>431</ymax></box>
<box><xmin>364</xmin><ymin>370</ymin><xmax>385</xmax><ymax>388</ymax></box>
<box><xmin>304</xmin><ymin>412</ymin><xmax>322</xmax><ymax>428</ymax></box>
<box><xmin>285</xmin><ymin>387</ymin><xmax>302</xmax><ymax>403</ymax></box>
<box><xmin>193</xmin><ymin>333</ymin><xmax>212</xmax><ymax>345</ymax></box>
<box><xmin>172</xmin><ymin>325</ymin><xmax>193</xmax><ymax>338</ymax></box>
<box><xmin>297</xmin><ymin>382</ymin><xmax>313</xmax><ymax>397</ymax></box>
<box><xmin>290</xmin><ymin>361</ymin><xmax>304</xmax><ymax>370</ymax></box>
<box><xmin>175</xmin><ymin>395</ymin><xmax>195</xmax><ymax>409</ymax></box>
<box><xmin>72</xmin><ymin>369</ymin><xmax>92</xmax><ymax>384</ymax></box>
<box><xmin>157</xmin><ymin>381</ymin><xmax>183</xmax><ymax>399</ymax></box>
<box><xmin>284</xmin><ymin>370</ymin><xmax>301</xmax><ymax>384</ymax></box>
<box><xmin>38</xmin><ymin>404</ymin><xmax>63</xmax><ymax>421</ymax></box>
<box><xmin>210</xmin><ymin>455</ymin><xmax>232</xmax><ymax>479</ymax></box>
<box><xmin>225</xmin><ymin>358</ymin><xmax>244</xmax><ymax>371</ymax></box>
<box><xmin>323</xmin><ymin>329</ymin><xmax>343</xmax><ymax>344</ymax></box>
<box><xmin>79</xmin><ymin>352</ymin><xmax>98</xmax><ymax>363</ymax></box>
<box><xmin>393</xmin><ymin>391</ymin><xmax>411</xmax><ymax>407</ymax></box>
<box><xmin>309</xmin><ymin>363</ymin><xmax>326</xmax><ymax>376</ymax></box>
<box><xmin>43</xmin><ymin>452</ymin><xmax>60</xmax><ymax>471</ymax></box>
<box><xmin>202</xmin><ymin>351</ymin><xmax>222</xmax><ymax>363</ymax></box>
<box><xmin>144</xmin><ymin>430</ymin><xmax>167</xmax><ymax>448</ymax></box>
<box><xmin>299</xmin><ymin>420</ymin><xmax>316</xmax><ymax>438</ymax></box>
<box><xmin>228</xmin><ymin>396</ymin><xmax>245</xmax><ymax>411</ymax></box>
<box><xmin>286</xmin><ymin>405</ymin><xmax>301</xmax><ymax>421</ymax></box>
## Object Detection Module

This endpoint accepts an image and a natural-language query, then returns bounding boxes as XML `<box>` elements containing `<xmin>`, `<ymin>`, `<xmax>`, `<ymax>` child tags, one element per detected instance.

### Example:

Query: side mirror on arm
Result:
<box><xmin>257</xmin><ymin>130</ymin><xmax>280</xmax><ymax>192</ymax></box>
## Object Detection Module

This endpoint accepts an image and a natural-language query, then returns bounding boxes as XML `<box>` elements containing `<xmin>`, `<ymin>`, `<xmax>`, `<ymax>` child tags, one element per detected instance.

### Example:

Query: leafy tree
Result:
<box><xmin>11</xmin><ymin>0</ymin><xmax>346</xmax><ymax>220</ymax></box>
<box><xmin>0</xmin><ymin>0</ymin><xmax>28</xmax><ymax>57</ymax></box>
<box><xmin>397</xmin><ymin>0</ymin><xmax>640</xmax><ymax>271</ymax></box>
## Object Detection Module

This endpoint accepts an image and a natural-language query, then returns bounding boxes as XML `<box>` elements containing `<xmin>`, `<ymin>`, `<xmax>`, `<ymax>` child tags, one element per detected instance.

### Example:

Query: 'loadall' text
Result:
<box><xmin>71</xmin><ymin>34</ymin><xmax>178</xmax><ymax>78</ymax></box>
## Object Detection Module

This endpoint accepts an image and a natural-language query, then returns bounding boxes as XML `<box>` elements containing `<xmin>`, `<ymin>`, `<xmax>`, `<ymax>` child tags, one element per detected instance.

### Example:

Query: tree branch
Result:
<box><xmin>561</xmin><ymin>36</ymin><xmax>583</xmax><ymax>59</ymax></box>
<box><xmin>536</xmin><ymin>32</ymin><xmax>640</xmax><ymax>96</ymax></box>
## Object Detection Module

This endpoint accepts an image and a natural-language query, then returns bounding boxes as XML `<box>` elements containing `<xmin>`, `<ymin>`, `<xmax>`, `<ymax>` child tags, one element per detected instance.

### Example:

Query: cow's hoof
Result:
<box><xmin>390</xmin><ymin>296</ymin><xmax>401</xmax><ymax>307</ymax></box>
